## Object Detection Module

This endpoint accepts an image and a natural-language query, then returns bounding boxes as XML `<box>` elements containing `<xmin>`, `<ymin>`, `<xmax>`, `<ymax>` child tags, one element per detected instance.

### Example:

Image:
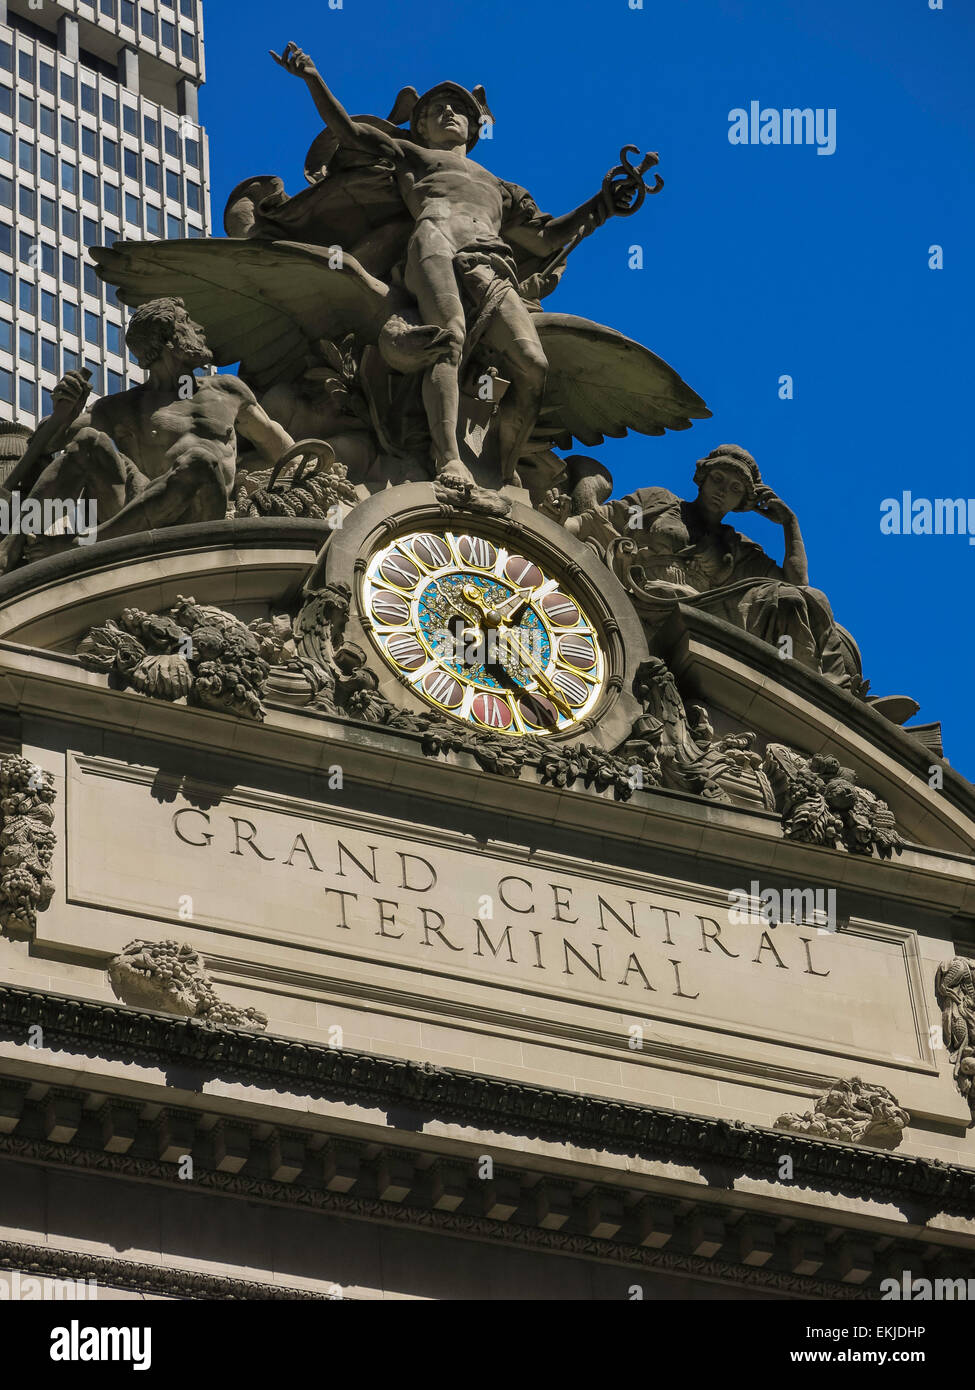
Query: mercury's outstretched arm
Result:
<box><xmin>270</xmin><ymin>42</ymin><xmax>394</xmax><ymax>156</ymax></box>
<box><xmin>270</xmin><ymin>43</ymin><xmax>353</xmax><ymax>135</ymax></box>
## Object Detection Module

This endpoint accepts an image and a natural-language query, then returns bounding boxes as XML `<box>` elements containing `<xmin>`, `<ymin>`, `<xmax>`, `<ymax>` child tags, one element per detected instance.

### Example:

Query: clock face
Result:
<box><xmin>361</xmin><ymin>529</ymin><xmax>606</xmax><ymax>736</ymax></box>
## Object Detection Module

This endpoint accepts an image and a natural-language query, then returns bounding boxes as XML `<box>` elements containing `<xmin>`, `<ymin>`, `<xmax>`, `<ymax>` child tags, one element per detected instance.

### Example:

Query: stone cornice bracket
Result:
<box><xmin>0</xmin><ymin>1240</ymin><xmax>326</xmax><ymax>1300</ymax></box>
<box><xmin>775</xmin><ymin>1077</ymin><xmax>910</xmax><ymax>1150</ymax></box>
<box><xmin>0</xmin><ymin>1073</ymin><xmax>966</xmax><ymax>1299</ymax></box>
<box><xmin>0</xmin><ymin>756</ymin><xmax>56</xmax><ymax>939</ymax></box>
<box><xmin>2</xmin><ymin>983</ymin><xmax>972</xmax><ymax>1218</ymax></box>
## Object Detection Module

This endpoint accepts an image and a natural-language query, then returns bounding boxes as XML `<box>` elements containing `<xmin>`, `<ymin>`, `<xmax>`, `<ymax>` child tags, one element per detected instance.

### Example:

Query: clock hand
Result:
<box><xmin>462</xmin><ymin>582</ymin><xmax>537</xmax><ymax>630</ymax></box>
<box><xmin>461</xmin><ymin>582</ymin><xmax>508</xmax><ymax>628</ymax></box>
<box><xmin>524</xmin><ymin>577</ymin><xmax>559</xmax><ymax>607</ymax></box>
<box><xmin>497</xmin><ymin>626</ymin><xmax>573</xmax><ymax>718</ymax></box>
<box><xmin>464</xmin><ymin>578</ymin><xmax>561</xmax><ymax>628</ymax></box>
<box><xmin>490</xmin><ymin>584</ymin><xmax>535</xmax><ymax>623</ymax></box>
<box><xmin>458</xmin><ymin>583</ymin><xmax>573</xmax><ymax>715</ymax></box>
<box><xmin>428</xmin><ymin>580</ymin><xmax>485</xmax><ymax>665</ymax></box>
<box><xmin>498</xmin><ymin>577</ymin><xmax>565</xmax><ymax>631</ymax></box>
<box><xmin>460</xmin><ymin>584</ymin><xmax>572</xmax><ymax>714</ymax></box>
<box><xmin>433</xmin><ymin>578</ymin><xmax>480</xmax><ymax>623</ymax></box>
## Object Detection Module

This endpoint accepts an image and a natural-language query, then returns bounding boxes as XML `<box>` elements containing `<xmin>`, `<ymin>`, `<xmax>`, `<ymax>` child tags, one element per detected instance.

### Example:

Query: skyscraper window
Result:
<box><xmin>0</xmin><ymin>0</ymin><xmax>209</xmax><ymax>427</ymax></box>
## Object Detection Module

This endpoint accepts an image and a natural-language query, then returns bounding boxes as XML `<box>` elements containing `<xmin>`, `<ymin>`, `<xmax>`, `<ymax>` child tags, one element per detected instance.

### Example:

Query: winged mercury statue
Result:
<box><xmin>91</xmin><ymin>42</ymin><xmax>710</xmax><ymax>502</ymax></box>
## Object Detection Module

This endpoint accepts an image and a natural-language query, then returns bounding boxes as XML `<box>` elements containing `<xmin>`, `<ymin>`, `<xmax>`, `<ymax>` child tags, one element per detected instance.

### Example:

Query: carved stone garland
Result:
<box><xmin>0</xmin><ymin>756</ymin><xmax>56</xmax><ymax>934</ymax></box>
<box><xmin>934</xmin><ymin>957</ymin><xmax>975</xmax><ymax>1121</ymax></box>
<box><xmin>764</xmin><ymin>745</ymin><xmax>903</xmax><ymax>859</ymax></box>
<box><xmin>75</xmin><ymin>597</ymin><xmax>907</xmax><ymax>848</ymax></box>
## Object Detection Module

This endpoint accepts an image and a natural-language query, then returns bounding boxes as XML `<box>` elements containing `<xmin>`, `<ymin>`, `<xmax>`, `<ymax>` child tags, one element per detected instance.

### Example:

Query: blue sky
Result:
<box><xmin>199</xmin><ymin>0</ymin><xmax>975</xmax><ymax>778</ymax></box>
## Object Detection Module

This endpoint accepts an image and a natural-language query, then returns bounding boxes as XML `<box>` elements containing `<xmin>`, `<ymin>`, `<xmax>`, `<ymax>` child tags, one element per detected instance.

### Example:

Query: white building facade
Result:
<box><xmin>0</xmin><ymin>0</ymin><xmax>210</xmax><ymax>429</ymax></box>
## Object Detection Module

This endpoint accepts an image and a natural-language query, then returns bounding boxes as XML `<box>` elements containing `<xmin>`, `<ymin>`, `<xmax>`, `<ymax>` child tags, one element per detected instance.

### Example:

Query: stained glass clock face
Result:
<box><xmin>361</xmin><ymin>529</ymin><xmax>606</xmax><ymax>736</ymax></box>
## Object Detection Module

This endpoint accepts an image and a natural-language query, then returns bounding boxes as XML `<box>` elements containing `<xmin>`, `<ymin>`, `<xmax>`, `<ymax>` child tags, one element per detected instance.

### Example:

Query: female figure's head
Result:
<box><xmin>692</xmin><ymin>444</ymin><xmax>762</xmax><ymax>521</ymax></box>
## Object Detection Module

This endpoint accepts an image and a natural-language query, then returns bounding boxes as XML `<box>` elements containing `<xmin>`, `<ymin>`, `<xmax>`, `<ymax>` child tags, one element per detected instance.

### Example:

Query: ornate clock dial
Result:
<box><xmin>361</xmin><ymin>529</ymin><xmax>607</xmax><ymax>736</ymax></box>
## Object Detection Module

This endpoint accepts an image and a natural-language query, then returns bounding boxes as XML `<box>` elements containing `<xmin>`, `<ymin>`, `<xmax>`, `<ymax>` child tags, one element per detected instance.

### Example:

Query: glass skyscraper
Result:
<box><xmin>0</xmin><ymin>0</ymin><xmax>210</xmax><ymax>431</ymax></box>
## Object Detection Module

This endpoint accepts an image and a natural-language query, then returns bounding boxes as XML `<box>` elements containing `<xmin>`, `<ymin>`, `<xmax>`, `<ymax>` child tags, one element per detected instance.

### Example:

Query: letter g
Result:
<box><xmin>173</xmin><ymin>808</ymin><xmax>213</xmax><ymax>846</ymax></box>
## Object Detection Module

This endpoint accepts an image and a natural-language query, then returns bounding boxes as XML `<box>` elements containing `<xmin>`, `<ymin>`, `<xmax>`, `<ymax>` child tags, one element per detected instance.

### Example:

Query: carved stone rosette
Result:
<box><xmin>0</xmin><ymin>756</ymin><xmax>56</xmax><ymax>935</ymax></box>
<box><xmin>107</xmin><ymin>939</ymin><xmax>267</xmax><ymax>1030</ymax></box>
<box><xmin>775</xmin><ymin>1077</ymin><xmax>910</xmax><ymax>1149</ymax></box>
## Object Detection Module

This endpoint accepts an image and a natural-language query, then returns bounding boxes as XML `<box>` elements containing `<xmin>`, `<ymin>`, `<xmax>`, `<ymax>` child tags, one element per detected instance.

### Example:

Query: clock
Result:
<box><xmin>360</xmin><ymin>528</ymin><xmax>606</xmax><ymax>736</ymax></box>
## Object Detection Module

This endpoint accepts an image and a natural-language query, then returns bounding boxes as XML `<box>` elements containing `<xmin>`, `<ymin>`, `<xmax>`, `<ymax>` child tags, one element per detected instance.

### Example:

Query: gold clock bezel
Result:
<box><xmin>361</xmin><ymin>527</ymin><xmax>607</xmax><ymax>738</ymax></box>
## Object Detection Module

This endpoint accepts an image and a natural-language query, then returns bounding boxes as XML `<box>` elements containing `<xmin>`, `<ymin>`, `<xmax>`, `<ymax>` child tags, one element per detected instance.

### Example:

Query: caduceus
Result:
<box><xmin>528</xmin><ymin>145</ymin><xmax>664</xmax><ymax>290</ymax></box>
<box><xmin>602</xmin><ymin>144</ymin><xmax>665</xmax><ymax>215</ymax></box>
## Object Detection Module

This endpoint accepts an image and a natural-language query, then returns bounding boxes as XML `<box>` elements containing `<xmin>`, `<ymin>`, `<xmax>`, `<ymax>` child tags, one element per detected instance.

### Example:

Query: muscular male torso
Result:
<box><xmin>394</xmin><ymin>143</ymin><xmax>508</xmax><ymax>254</ymax></box>
<box><xmin>87</xmin><ymin>375</ymin><xmax>254</xmax><ymax>487</ymax></box>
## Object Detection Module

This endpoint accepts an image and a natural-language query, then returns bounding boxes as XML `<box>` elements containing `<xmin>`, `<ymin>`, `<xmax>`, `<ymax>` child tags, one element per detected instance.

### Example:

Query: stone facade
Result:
<box><xmin>0</xmin><ymin>32</ymin><xmax>972</xmax><ymax>1304</ymax></box>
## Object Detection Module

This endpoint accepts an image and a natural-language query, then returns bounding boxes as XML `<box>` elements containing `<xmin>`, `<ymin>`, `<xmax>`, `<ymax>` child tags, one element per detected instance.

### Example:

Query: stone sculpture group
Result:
<box><xmin>0</xmin><ymin>41</ymin><xmax>868</xmax><ymax>692</ymax></box>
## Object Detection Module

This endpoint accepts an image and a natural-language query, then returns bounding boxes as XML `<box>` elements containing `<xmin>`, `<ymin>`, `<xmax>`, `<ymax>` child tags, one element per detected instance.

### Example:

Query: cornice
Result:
<box><xmin>0</xmin><ymin>518</ymin><xmax>331</xmax><ymax>610</ymax></box>
<box><xmin>1</xmin><ymin>982</ymin><xmax>973</xmax><ymax>1218</ymax></box>
<box><xmin>0</xmin><ymin>1239</ymin><xmax>327</xmax><ymax>1301</ymax></box>
<box><xmin>0</xmin><ymin>1148</ymin><xmax>873</xmax><ymax>1302</ymax></box>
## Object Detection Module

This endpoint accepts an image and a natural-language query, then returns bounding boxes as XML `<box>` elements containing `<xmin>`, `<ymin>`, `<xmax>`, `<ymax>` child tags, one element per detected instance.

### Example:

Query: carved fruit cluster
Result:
<box><xmin>77</xmin><ymin>596</ymin><xmax>275</xmax><ymax>721</ymax></box>
<box><xmin>0</xmin><ymin>755</ymin><xmax>56</xmax><ymax>933</ymax></box>
<box><xmin>764</xmin><ymin>747</ymin><xmax>903</xmax><ymax>860</ymax></box>
<box><xmin>108</xmin><ymin>938</ymin><xmax>267</xmax><ymax>1031</ymax></box>
<box><xmin>775</xmin><ymin>1077</ymin><xmax>909</xmax><ymax>1150</ymax></box>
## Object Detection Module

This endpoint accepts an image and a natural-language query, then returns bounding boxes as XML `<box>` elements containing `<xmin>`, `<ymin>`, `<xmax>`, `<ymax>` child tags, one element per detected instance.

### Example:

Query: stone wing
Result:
<box><xmin>91</xmin><ymin>237</ymin><xmax>402</xmax><ymax>393</ymax></box>
<box><xmin>532</xmin><ymin>313</ymin><xmax>711</xmax><ymax>449</ymax></box>
<box><xmin>226</xmin><ymin>159</ymin><xmax>413</xmax><ymax>284</ymax></box>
